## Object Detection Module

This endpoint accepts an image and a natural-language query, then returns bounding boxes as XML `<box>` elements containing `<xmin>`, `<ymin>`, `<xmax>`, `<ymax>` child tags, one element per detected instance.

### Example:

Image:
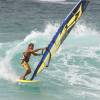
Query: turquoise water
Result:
<box><xmin>0</xmin><ymin>0</ymin><xmax>100</xmax><ymax>100</ymax></box>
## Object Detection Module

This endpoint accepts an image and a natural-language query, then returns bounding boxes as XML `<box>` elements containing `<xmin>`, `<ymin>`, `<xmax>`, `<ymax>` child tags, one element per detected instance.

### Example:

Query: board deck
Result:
<box><xmin>17</xmin><ymin>79</ymin><xmax>40</xmax><ymax>83</ymax></box>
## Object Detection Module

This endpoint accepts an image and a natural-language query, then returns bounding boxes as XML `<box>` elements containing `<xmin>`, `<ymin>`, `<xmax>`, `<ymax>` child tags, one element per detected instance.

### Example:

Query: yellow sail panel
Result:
<box><xmin>37</xmin><ymin>40</ymin><xmax>61</xmax><ymax>75</ymax></box>
<box><xmin>51</xmin><ymin>38</ymin><xmax>61</xmax><ymax>55</ymax></box>
<box><xmin>67</xmin><ymin>4</ymin><xmax>82</xmax><ymax>28</ymax></box>
<box><xmin>60</xmin><ymin>4</ymin><xmax>83</xmax><ymax>40</ymax></box>
<box><xmin>37</xmin><ymin>54</ymin><xmax>50</xmax><ymax>74</ymax></box>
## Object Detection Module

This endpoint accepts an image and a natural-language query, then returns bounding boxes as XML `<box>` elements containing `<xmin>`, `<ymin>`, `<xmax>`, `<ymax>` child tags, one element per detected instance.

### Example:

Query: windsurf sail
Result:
<box><xmin>31</xmin><ymin>0</ymin><xmax>90</xmax><ymax>80</ymax></box>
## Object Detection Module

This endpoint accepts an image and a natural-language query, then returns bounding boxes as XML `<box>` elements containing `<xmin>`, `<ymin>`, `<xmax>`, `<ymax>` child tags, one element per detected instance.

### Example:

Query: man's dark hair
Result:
<box><xmin>28</xmin><ymin>43</ymin><xmax>34</xmax><ymax>47</ymax></box>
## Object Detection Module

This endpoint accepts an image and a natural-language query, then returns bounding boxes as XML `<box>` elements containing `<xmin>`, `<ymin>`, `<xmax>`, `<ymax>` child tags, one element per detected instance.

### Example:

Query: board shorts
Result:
<box><xmin>21</xmin><ymin>61</ymin><xmax>31</xmax><ymax>71</ymax></box>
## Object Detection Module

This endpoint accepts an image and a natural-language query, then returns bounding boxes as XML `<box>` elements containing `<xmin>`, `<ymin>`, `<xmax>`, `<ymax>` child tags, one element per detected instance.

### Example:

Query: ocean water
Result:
<box><xmin>0</xmin><ymin>0</ymin><xmax>100</xmax><ymax>100</ymax></box>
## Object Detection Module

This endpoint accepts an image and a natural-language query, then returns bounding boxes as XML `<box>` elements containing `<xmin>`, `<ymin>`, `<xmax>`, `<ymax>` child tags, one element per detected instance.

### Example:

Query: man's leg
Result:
<box><xmin>20</xmin><ymin>62</ymin><xmax>31</xmax><ymax>80</ymax></box>
<box><xmin>22</xmin><ymin>69</ymin><xmax>31</xmax><ymax>79</ymax></box>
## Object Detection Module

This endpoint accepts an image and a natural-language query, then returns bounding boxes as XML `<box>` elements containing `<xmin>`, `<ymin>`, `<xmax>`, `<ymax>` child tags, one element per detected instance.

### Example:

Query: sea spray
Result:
<box><xmin>0</xmin><ymin>23</ymin><xmax>58</xmax><ymax>82</ymax></box>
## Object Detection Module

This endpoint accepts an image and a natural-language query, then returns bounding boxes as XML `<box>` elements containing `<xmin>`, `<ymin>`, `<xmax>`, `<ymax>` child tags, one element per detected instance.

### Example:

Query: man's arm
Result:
<box><xmin>34</xmin><ymin>47</ymin><xmax>46</xmax><ymax>52</ymax></box>
<box><xmin>32</xmin><ymin>47</ymin><xmax>47</xmax><ymax>56</ymax></box>
<box><xmin>31</xmin><ymin>51</ymin><xmax>39</xmax><ymax>56</ymax></box>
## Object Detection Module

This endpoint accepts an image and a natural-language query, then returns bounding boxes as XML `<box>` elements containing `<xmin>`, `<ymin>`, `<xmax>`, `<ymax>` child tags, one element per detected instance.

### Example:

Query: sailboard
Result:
<box><xmin>17</xmin><ymin>79</ymin><xmax>39</xmax><ymax>83</ymax></box>
<box><xmin>31</xmin><ymin>0</ymin><xmax>90</xmax><ymax>80</ymax></box>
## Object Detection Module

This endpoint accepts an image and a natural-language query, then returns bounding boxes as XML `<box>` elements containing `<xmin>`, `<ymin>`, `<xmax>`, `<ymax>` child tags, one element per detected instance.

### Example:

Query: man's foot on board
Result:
<box><xmin>19</xmin><ymin>76</ymin><xmax>26</xmax><ymax>80</ymax></box>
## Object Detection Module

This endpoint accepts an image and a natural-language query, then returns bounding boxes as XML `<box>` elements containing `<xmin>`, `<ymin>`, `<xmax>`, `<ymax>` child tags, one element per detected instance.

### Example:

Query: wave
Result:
<box><xmin>0</xmin><ymin>42</ymin><xmax>19</xmax><ymax>82</ymax></box>
<box><xmin>0</xmin><ymin>23</ymin><xmax>58</xmax><ymax>82</ymax></box>
<box><xmin>0</xmin><ymin>22</ymin><xmax>100</xmax><ymax>84</ymax></box>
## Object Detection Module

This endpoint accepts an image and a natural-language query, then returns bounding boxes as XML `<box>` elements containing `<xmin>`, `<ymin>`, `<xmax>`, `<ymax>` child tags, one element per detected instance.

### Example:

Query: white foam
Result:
<box><xmin>0</xmin><ymin>43</ymin><xmax>19</xmax><ymax>82</ymax></box>
<box><xmin>72</xmin><ymin>22</ymin><xmax>99</xmax><ymax>37</ymax></box>
<box><xmin>37</xmin><ymin>0</ymin><xmax>75</xmax><ymax>5</ymax></box>
<box><xmin>38</xmin><ymin>0</ymin><xmax>66</xmax><ymax>2</ymax></box>
<box><xmin>24</xmin><ymin>23</ymin><xmax>58</xmax><ymax>42</ymax></box>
